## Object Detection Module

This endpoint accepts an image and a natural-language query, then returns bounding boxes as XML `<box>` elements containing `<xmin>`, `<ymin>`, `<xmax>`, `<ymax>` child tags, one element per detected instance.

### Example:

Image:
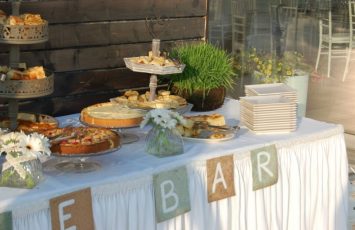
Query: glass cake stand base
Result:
<box><xmin>119</xmin><ymin>131</ymin><xmax>139</xmax><ymax>144</ymax></box>
<box><xmin>55</xmin><ymin>158</ymin><xmax>101</xmax><ymax>173</ymax></box>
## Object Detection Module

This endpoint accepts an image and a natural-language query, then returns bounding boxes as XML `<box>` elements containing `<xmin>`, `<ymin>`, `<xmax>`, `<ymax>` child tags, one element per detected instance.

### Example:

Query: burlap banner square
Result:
<box><xmin>50</xmin><ymin>188</ymin><xmax>94</xmax><ymax>230</ymax></box>
<box><xmin>207</xmin><ymin>154</ymin><xmax>235</xmax><ymax>202</ymax></box>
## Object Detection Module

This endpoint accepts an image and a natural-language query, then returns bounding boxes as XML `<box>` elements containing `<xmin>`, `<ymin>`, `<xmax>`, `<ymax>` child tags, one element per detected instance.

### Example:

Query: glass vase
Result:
<box><xmin>145</xmin><ymin>125</ymin><xmax>184</xmax><ymax>157</ymax></box>
<box><xmin>0</xmin><ymin>154</ymin><xmax>43</xmax><ymax>189</ymax></box>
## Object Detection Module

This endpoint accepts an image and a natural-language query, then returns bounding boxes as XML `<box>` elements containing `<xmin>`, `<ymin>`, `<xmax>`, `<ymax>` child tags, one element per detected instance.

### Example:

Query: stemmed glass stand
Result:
<box><xmin>115</xmin><ymin>128</ymin><xmax>140</xmax><ymax>144</ymax></box>
<box><xmin>51</xmin><ymin>146</ymin><xmax>120</xmax><ymax>173</ymax></box>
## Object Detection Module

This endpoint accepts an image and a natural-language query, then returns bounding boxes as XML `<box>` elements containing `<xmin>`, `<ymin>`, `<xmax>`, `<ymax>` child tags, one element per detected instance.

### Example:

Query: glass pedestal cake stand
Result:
<box><xmin>51</xmin><ymin>146</ymin><xmax>120</xmax><ymax>173</ymax></box>
<box><xmin>115</xmin><ymin>128</ymin><xmax>139</xmax><ymax>144</ymax></box>
<box><xmin>80</xmin><ymin>119</ymin><xmax>140</xmax><ymax>145</ymax></box>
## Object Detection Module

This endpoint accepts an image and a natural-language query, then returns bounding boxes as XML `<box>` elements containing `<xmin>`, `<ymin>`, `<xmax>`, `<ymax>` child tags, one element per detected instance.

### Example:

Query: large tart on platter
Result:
<box><xmin>0</xmin><ymin>112</ymin><xmax>58</xmax><ymax>133</ymax></box>
<box><xmin>80</xmin><ymin>102</ymin><xmax>146</xmax><ymax>128</ymax></box>
<box><xmin>42</xmin><ymin>127</ymin><xmax>120</xmax><ymax>155</ymax></box>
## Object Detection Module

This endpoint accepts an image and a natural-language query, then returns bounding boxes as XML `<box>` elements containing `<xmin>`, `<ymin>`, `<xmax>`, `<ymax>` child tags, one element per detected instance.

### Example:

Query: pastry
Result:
<box><xmin>1</xmin><ymin>13</ymin><xmax>45</xmax><ymax>26</ymax></box>
<box><xmin>185</xmin><ymin>114</ymin><xmax>226</xmax><ymax>127</ymax></box>
<box><xmin>42</xmin><ymin>127</ymin><xmax>120</xmax><ymax>155</ymax></box>
<box><xmin>130</xmin><ymin>51</ymin><xmax>176</xmax><ymax>67</ymax></box>
<box><xmin>6</xmin><ymin>66</ymin><xmax>46</xmax><ymax>80</ymax></box>
<box><xmin>81</xmin><ymin>102</ymin><xmax>146</xmax><ymax>128</ymax></box>
<box><xmin>112</xmin><ymin>90</ymin><xmax>187</xmax><ymax>110</ymax></box>
<box><xmin>177</xmin><ymin>114</ymin><xmax>227</xmax><ymax>139</ymax></box>
<box><xmin>26</xmin><ymin>66</ymin><xmax>46</xmax><ymax>79</ymax></box>
<box><xmin>21</xmin><ymin>13</ymin><xmax>44</xmax><ymax>25</ymax></box>
<box><xmin>7</xmin><ymin>15</ymin><xmax>24</xmax><ymax>26</ymax></box>
<box><xmin>0</xmin><ymin>113</ymin><xmax>58</xmax><ymax>133</ymax></box>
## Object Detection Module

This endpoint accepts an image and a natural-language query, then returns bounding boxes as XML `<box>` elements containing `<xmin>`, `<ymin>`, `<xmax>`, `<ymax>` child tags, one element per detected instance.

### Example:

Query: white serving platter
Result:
<box><xmin>182</xmin><ymin>132</ymin><xmax>236</xmax><ymax>143</ymax></box>
<box><xmin>124</xmin><ymin>57</ymin><xmax>185</xmax><ymax>75</ymax></box>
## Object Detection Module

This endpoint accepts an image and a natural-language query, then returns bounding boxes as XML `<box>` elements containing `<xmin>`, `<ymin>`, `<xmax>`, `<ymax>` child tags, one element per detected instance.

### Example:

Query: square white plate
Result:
<box><xmin>245</xmin><ymin>83</ymin><xmax>297</xmax><ymax>95</ymax></box>
<box><xmin>240</xmin><ymin>95</ymin><xmax>294</xmax><ymax>106</ymax></box>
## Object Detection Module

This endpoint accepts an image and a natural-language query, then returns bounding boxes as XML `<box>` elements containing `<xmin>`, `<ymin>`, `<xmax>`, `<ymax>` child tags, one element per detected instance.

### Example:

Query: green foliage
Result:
<box><xmin>233</xmin><ymin>49</ymin><xmax>312</xmax><ymax>83</ymax></box>
<box><xmin>169</xmin><ymin>43</ymin><xmax>236</xmax><ymax>94</ymax></box>
<box><xmin>0</xmin><ymin>168</ymin><xmax>36</xmax><ymax>188</ymax></box>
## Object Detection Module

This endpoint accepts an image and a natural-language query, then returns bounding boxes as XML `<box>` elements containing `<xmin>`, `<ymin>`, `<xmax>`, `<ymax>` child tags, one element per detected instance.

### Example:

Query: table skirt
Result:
<box><xmin>10</xmin><ymin>125</ymin><xmax>348</xmax><ymax>230</ymax></box>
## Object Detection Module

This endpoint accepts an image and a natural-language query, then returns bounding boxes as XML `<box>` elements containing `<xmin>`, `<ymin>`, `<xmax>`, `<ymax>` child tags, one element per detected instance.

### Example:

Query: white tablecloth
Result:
<box><xmin>0</xmin><ymin>99</ymin><xmax>349</xmax><ymax>230</ymax></box>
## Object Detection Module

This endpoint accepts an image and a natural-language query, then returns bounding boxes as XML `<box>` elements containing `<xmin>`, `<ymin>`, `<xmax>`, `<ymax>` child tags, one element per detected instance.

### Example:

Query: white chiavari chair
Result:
<box><xmin>315</xmin><ymin>10</ymin><xmax>351</xmax><ymax>80</ymax></box>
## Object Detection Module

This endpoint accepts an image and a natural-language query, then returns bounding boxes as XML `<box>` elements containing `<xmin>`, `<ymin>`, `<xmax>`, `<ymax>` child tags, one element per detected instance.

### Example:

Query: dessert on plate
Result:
<box><xmin>129</xmin><ymin>51</ymin><xmax>177</xmax><ymax>67</ymax></box>
<box><xmin>42</xmin><ymin>127</ymin><xmax>120</xmax><ymax>155</ymax></box>
<box><xmin>112</xmin><ymin>90</ymin><xmax>187</xmax><ymax>110</ymax></box>
<box><xmin>0</xmin><ymin>112</ymin><xmax>58</xmax><ymax>133</ymax></box>
<box><xmin>176</xmin><ymin>113</ymin><xmax>229</xmax><ymax>139</ymax></box>
<box><xmin>0</xmin><ymin>11</ymin><xmax>46</xmax><ymax>25</ymax></box>
<box><xmin>0</xmin><ymin>65</ymin><xmax>47</xmax><ymax>80</ymax></box>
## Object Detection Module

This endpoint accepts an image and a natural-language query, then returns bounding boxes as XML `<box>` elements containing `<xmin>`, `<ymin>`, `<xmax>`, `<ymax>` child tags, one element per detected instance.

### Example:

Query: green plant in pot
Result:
<box><xmin>234</xmin><ymin>48</ymin><xmax>312</xmax><ymax>84</ymax></box>
<box><xmin>169</xmin><ymin>43</ymin><xmax>235</xmax><ymax>111</ymax></box>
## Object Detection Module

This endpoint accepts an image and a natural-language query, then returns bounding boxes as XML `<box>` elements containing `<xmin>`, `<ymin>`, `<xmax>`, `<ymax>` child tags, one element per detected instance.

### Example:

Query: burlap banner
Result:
<box><xmin>251</xmin><ymin>145</ymin><xmax>279</xmax><ymax>191</ymax></box>
<box><xmin>50</xmin><ymin>188</ymin><xmax>94</xmax><ymax>230</ymax></box>
<box><xmin>207</xmin><ymin>155</ymin><xmax>235</xmax><ymax>202</ymax></box>
<box><xmin>153</xmin><ymin>166</ymin><xmax>191</xmax><ymax>223</ymax></box>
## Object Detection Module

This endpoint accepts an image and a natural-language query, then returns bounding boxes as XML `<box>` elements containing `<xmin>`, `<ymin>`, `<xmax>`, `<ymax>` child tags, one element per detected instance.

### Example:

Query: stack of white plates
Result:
<box><xmin>240</xmin><ymin>95</ymin><xmax>297</xmax><ymax>134</ymax></box>
<box><xmin>245</xmin><ymin>83</ymin><xmax>298</xmax><ymax>104</ymax></box>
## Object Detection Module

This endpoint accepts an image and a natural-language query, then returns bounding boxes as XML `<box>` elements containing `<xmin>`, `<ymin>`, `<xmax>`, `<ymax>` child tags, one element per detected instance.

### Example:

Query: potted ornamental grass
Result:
<box><xmin>169</xmin><ymin>42</ymin><xmax>236</xmax><ymax>111</ymax></box>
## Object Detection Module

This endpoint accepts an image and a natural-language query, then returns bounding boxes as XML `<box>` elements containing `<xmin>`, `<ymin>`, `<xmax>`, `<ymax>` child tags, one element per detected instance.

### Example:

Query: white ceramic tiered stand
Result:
<box><xmin>124</xmin><ymin>39</ymin><xmax>185</xmax><ymax>101</ymax></box>
<box><xmin>0</xmin><ymin>1</ymin><xmax>53</xmax><ymax>130</ymax></box>
<box><xmin>123</xmin><ymin>39</ymin><xmax>185</xmax><ymax>143</ymax></box>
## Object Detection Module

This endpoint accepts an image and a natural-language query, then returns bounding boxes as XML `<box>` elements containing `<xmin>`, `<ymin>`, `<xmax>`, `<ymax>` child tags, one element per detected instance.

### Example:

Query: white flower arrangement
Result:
<box><xmin>140</xmin><ymin>109</ymin><xmax>187</xmax><ymax>129</ymax></box>
<box><xmin>0</xmin><ymin>130</ymin><xmax>51</xmax><ymax>158</ymax></box>
<box><xmin>0</xmin><ymin>129</ymin><xmax>51</xmax><ymax>188</ymax></box>
<box><xmin>141</xmin><ymin>109</ymin><xmax>186</xmax><ymax>157</ymax></box>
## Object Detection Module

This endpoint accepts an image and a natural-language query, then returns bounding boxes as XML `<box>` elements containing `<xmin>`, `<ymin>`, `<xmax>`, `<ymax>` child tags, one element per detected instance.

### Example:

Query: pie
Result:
<box><xmin>42</xmin><ymin>127</ymin><xmax>120</xmax><ymax>155</ymax></box>
<box><xmin>112</xmin><ymin>90</ymin><xmax>187</xmax><ymax>110</ymax></box>
<box><xmin>0</xmin><ymin>113</ymin><xmax>58</xmax><ymax>133</ymax></box>
<box><xmin>81</xmin><ymin>102</ymin><xmax>146</xmax><ymax>128</ymax></box>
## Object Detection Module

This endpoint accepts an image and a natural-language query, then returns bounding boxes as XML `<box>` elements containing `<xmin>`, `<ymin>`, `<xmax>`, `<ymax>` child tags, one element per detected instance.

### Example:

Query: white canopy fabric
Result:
<box><xmin>0</xmin><ymin>99</ymin><xmax>348</xmax><ymax>230</ymax></box>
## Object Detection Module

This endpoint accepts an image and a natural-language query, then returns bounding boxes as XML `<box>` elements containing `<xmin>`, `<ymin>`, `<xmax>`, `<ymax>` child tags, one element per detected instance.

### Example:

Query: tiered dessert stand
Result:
<box><xmin>0</xmin><ymin>1</ymin><xmax>54</xmax><ymax>130</ymax></box>
<box><xmin>122</xmin><ymin>39</ymin><xmax>185</xmax><ymax>143</ymax></box>
<box><xmin>124</xmin><ymin>39</ymin><xmax>185</xmax><ymax>101</ymax></box>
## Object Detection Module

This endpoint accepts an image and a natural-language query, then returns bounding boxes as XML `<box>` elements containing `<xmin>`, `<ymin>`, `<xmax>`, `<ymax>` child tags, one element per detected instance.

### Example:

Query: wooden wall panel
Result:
<box><xmin>0</xmin><ymin>0</ymin><xmax>207</xmax><ymax>23</ymax></box>
<box><xmin>0</xmin><ymin>0</ymin><xmax>207</xmax><ymax>116</ymax></box>
<box><xmin>0</xmin><ymin>17</ymin><xmax>205</xmax><ymax>51</ymax></box>
<box><xmin>0</xmin><ymin>39</ymin><xmax>201</xmax><ymax>72</ymax></box>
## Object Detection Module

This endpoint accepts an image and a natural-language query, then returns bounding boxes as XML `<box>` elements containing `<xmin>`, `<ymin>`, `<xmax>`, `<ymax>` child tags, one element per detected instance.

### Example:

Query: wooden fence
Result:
<box><xmin>0</xmin><ymin>0</ymin><xmax>207</xmax><ymax>116</ymax></box>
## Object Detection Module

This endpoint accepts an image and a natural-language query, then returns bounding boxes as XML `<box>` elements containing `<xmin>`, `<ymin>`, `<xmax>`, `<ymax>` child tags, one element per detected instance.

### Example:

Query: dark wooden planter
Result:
<box><xmin>172</xmin><ymin>86</ymin><xmax>225</xmax><ymax>111</ymax></box>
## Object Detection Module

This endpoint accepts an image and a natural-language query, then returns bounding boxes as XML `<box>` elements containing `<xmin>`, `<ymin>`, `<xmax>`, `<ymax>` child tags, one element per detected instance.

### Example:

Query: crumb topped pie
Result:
<box><xmin>42</xmin><ymin>127</ymin><xmax>120</xmax><ymax>155</ymax></box>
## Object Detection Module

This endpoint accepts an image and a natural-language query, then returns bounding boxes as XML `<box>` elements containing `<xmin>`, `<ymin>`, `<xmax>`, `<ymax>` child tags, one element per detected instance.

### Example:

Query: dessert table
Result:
<box><xmin>0</xmin><ymin>99</ymin><xmax>349</xmax><ymax>230</ymax></box>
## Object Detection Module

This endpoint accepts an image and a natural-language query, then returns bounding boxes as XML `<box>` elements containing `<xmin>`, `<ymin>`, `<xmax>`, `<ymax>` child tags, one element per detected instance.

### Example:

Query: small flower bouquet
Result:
<box><xmin>0</xmin><ymin>130</ymin><xmax>51</xmax><ymax>188</ymax></box>
<box><xmin>234</xmin><ymin>49</ymin><xmax>311</xmax><ymax>84</ymax></box>
<box><xmin>140</xmin><ymin>109</ymin><xmax>187</xmax><ymax>157</ymax></box>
